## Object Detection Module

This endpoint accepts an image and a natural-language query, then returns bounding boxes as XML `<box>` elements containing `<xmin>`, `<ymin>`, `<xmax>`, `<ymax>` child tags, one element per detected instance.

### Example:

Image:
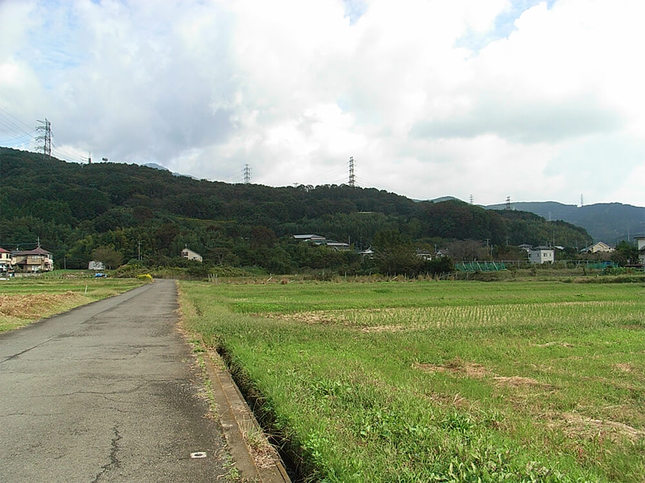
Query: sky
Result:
<box><xmin>1</xmin><ymin>0</ymin><xmax>644</xmax><ymax>207</ymax></box>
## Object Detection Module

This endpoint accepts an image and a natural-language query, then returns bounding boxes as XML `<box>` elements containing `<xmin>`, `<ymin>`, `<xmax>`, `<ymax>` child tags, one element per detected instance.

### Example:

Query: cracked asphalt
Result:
<box><xmin>0</xmin><ymin>279</ymin><xmax>229</xmax><ymax>482</ymax></box>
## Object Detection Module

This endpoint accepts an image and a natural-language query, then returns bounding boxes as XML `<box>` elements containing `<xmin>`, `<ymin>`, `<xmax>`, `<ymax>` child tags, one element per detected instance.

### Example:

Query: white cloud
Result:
<box><xmin>0</xmin><ymin>0</ymin><xmax>644</xmax><ymax>207</ymax></box>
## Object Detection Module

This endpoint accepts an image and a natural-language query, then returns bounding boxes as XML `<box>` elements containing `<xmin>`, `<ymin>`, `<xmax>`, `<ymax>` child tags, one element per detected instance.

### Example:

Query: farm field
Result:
<box><xmin>0</xmin><ymin>277</ymin><xmax>145</xmax><ymax>333</ymax></box>
<box><xmin>179</xmin><ymin>280</ymin><xmax>645</xmax><ymax>482</ymax></box>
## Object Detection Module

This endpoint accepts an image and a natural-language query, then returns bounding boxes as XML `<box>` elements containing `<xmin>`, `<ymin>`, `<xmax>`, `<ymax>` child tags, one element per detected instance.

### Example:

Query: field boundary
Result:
<box><xmin>193</xmin><ymin>333</ymin><xmax>290</xmax><ymax>482</ymax></box>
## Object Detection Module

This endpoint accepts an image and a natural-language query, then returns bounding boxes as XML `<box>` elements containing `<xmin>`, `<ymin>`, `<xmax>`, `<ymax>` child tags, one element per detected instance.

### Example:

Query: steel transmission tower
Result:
<box><xmin>348</xmin><ymin>156</ymin><xmax>355</xmax><ymax>187</ymax></box>
<box><xmin>505</xmin><ymin>195</ymin><xmax>511</xmax><ymax>210</ymax></box>
<box><xmin>243</xmin><ymin>164</ymin><xmax>251</xmax><ymax>184</ymax></box>
<box><xmin>35</xmin><ymin>118</ymin><xmax>52</xmax><ymax>158</ymax></box>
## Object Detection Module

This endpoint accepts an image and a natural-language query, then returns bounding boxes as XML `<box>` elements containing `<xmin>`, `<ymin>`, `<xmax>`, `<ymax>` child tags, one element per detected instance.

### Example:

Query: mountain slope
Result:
<box><xmin>487</xmin><ymin>201</ymin><xmax>645</xmax><ymax>243</ymax></box>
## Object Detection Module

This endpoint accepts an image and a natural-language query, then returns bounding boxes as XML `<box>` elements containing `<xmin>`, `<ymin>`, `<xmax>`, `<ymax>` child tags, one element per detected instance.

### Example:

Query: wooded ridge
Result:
<box><xmin>0</xmin><ymin>147</ymin><xmax>592</xmax><ymax>273</ymax></box>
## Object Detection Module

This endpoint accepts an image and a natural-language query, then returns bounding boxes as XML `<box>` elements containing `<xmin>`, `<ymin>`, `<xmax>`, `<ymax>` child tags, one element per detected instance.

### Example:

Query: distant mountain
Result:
<box><xmin>487</xmin><ymin>201</ymin><xmax>645</xmax><ymax>244</ymax></box>
<box><xmin>430</xmin><ymin>196</ymin><xmax>461</xmax><ymax>203</ymax></box>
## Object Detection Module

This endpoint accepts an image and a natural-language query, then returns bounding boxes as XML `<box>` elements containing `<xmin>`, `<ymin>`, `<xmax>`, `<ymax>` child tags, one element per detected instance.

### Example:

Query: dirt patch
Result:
<box><xmin>266</xmin><ymin>310</ymin><xmax>411</xmax><ymax>333</ymax></box>
<box><xmin>493</xmin><ymin>376</ymin><xmax>553</xmax><ymax>389</ymax></box>
<box><xmin>413</xmin><ymin>358</ymin><xmax>488</xmax><ymax>378</ymax></box>
<box><xmin>0</xmin><ymin>292</ymin><xmax>83</xmax><ymax>319</ymax></box>
<box><xmin>559</xmin><ymin>412</ymin><xmax>645</xmax><ymax>442</ymax></box>
<box><xmin>425</xmin><ymin>392</ymin><xmax>471</xmax><ymax>409</ymax></box>
<box><xmin>535</xmin><ymin>341</ymin><xmax>574</xmax><ymax>348</ymax></box>
<box><xmin>359</xmin><ymin>324</ymin><xmax>407</xmax><ymax>333</ymax></box>
<box><xmin>263</xmin><ymin>311</ymin><xmax>340</xmax><ymax>325</ymax></box>
<box><xmin>614</xmin><ymin>363</ymin><xmax>634</xmax><ymax>373</ymax></box>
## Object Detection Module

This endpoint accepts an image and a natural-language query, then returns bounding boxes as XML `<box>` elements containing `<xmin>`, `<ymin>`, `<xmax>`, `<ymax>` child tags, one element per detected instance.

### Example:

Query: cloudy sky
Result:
<box><xmin>1</xmin><ymin>0</ymin><xmax>644</xmax><ymax>207</ymax></box>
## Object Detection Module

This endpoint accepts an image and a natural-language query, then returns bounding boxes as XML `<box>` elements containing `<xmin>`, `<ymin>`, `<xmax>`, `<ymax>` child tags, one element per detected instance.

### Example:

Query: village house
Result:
<box><xmin>293</xmin><ymin>234</ymin><xmax>327</xmax><ymax>245</ymax></box>
<box><xmin>181</xmin><ymin>247</ymin><xmax>203</xmax><ymax>262</ymax></box>
<box><xmin>581</xmin><ymin>241</ymin><xmax>614</xmax><ymax>254</ymax></box>
<box><xmin>0</xmin><ymin>247</ymin><xmax>12</xmax><ymax>273</ymax></box>
<box><xmin>11</xmin><ymin>246</ymin><xmax>54</xmax><ymax>272</ymax></box>
<box><xmin>529</xmin><ymin>246</ymin><xmax>554</xmax><ymax>264</ymax></box>
<box><xmin>636</xmin><ymin>235</ymin><xmax>645</xmax><ymax>266</ymax></box>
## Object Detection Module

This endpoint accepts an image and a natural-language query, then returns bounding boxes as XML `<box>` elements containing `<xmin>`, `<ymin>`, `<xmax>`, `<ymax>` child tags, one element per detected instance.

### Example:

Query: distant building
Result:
<box><xmin>529</xmin><ymin>246</ymin><xmax>554</xmax><ymax>264</ymax></box>
<box><xmin>181</xmin><ymin>247</ymin><xmax>203</xmax><ymax>262</ymax></box>
<box><xmin>0</xmin><ymin>247</ymin><xmax>12</xmax><ymax>273</ymax></box>
<box><xmin>293</xmin><ymin>234</ymin><xmax>326</xmax><ymax>245</ymax></box>
<box><xmin>11</xmin><ymin>246</ymin><xmax>54</xmax><ymax>272</ymax></box>
<box><xmin>326</xmin><ymin>241</ymin><xmax>351</xmax><ymax>251</ymax></box>
<box><xmin>88</xmin><ymin>260</ymin><xmax>105</xmax><ymax>271</ymax></box>
<box><xmin>581</xmin><ymin>242</ymin><xmax>614</xmax><ymax>254</ymax></box>
<box><xmin>635</xmin><ymin>236</ymin><xmax>645</xmax><ymax>266</ymax></box>
<box><xmin>518</xmin><ymin>244</ymin><xmax>533</xmax><ymax>253</ymax></box>
<box><xmin>416</xmin><ymin>249</ymin><xmax>433</xmax><ymax>261</ymax></box>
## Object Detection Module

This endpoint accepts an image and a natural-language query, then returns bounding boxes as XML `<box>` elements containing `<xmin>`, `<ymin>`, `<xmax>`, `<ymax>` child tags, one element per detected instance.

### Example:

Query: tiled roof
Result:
<box><xmin>12</xmin><ymin>247</ymin><xmax>52</xmax><ymax>256</ymax></box>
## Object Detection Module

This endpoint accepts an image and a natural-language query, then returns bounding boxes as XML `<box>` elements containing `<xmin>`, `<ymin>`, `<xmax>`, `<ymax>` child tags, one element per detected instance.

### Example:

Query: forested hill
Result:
<box><xmin>0</xmin><ymin>147</ymin><xmax>591</xmax><ymax>270</ymax></box>
<box><xmin>487</xmin><ymin>201</ymin><xmax>645</xmax><ymax>243</ymax></box>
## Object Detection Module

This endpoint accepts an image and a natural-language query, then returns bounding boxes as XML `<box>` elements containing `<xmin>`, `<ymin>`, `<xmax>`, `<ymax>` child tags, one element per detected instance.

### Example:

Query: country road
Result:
<box><xmin>0</xmin><ymin>279</ymin><xmax>228</xmax><ymax>482</ymax></box>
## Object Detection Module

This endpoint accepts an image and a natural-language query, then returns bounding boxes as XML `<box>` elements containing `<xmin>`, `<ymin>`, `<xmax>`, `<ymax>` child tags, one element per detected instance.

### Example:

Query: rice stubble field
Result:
<box><xmin>179</xmin><ymin>280</ymin><xmax>645</xmax><ymax>482</ymax></box>
<box><xmin>0</xmin><ymin>278</ymin><xmax>144</xmax><ymax>333</ymax></box>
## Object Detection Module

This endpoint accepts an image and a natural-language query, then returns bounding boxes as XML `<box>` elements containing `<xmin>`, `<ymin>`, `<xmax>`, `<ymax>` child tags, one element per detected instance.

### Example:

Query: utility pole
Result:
<box><xmin>35</xmin><ymin>118</ymin><xmax>52</xmax><ymax>159</ymax></box>
<box><xmin>348</xmin><ymin>156</ymin><xmax>355</xmax><ymax>187</ymax></box>
<box><xmin>243</xmin><ymin>164</ymin><xmax>251</xmax><ymax>184</ymax></box>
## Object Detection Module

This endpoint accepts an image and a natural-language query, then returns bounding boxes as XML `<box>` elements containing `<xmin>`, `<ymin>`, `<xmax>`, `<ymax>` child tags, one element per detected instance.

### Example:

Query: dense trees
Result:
<box><xmin>0</xmin><ymin>147</ymin><xmax>593</xmax><ymax>274</ymax></box>
<box><xmin>610</xmin><ymin>241</ymin><xmax>640</xmax><ymax>266</ymax></box>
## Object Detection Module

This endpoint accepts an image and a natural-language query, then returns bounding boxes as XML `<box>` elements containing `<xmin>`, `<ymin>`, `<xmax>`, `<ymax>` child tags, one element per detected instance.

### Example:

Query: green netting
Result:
<box><xmin>455</xmin><ymin>261</ymin><xmax>507</xmax><ymax>272</ymax></box>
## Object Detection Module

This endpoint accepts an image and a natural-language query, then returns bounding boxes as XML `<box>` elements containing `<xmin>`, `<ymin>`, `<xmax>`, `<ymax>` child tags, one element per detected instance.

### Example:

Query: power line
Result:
<box><xmin>0</xmin><ymin>104</ymin><xmax>35</xmax><ymax>132</ymax></box>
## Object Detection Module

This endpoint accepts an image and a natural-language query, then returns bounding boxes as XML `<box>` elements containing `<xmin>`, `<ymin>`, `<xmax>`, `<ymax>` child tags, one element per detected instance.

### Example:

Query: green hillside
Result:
<box><xmin>487</xmin><ymin>201</ymin><xmax>645</xmax><ymax>243</ymax></box>
<box><xmin>0</xmin><ymin>147</ymin><xmax>591</xmax><ymax>272</ymax></box>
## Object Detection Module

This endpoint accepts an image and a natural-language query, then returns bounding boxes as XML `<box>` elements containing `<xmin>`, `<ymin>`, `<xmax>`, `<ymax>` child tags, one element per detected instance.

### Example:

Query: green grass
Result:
<box><xmin>0</xmin><ymin>276</ymin><xmax>145</xmax><ymax>333</ymax></box>
<box><xmin>179</xmin><ymin>280</ymin><xmax>645</xmax><ymax>482</ymax></box>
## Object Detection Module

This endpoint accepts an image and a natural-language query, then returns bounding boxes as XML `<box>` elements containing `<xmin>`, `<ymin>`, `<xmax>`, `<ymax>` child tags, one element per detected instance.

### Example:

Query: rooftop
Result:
<box><xmin>12</xmin><ymin>247</ymin><xmax>52</xmax><ymax>256</ymax></box>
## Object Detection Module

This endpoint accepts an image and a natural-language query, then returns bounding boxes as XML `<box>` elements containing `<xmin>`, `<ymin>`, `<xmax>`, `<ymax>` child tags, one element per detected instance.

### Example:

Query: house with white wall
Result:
<box><xmin>529</xmin><ymin>246</ymin><xmax>554</xmax><ymax>264</ymax></box>
<box><xmin>636</xmin><ymin>235</ymin><xmax>645</xmax><ymax>266</ymax></box>
<box><xmin>181</xmin><ymin>247</ymin><xmax>203</xmax><ymax>262</ymax></box>
<box><xmin>0</xmin><ymin>247</ymin><xmax>12</xmax><ymax>273</ymax></box>
<box><xmin>581</xmin><ymin>241</ymin><xmax>614</xmax><ymax>254</ymax></box>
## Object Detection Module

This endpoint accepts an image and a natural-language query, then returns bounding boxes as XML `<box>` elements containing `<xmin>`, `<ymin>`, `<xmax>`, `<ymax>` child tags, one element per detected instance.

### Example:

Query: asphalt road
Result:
<box><xmin>0</xmin><ymin>279</ymin><xmax>228</xmax><ymax>482</ymax></box>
